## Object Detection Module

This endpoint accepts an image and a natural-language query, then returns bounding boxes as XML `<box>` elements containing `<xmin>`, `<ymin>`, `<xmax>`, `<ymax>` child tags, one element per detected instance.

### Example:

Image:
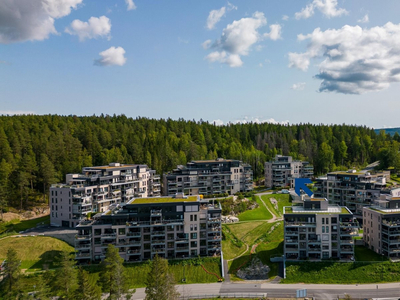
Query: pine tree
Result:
<box><xmin>74</xmin><ymin>267</ymin><xmax>102</xmax><ymax>300</ymax></box>
<box><xmin>33</xmin><ymin>275</ymin><xmax>52</xmax><ymax>300</ymax></box>
<box><xmin>144</xmin><ymin>255</ymin><xmax>179</xmax><ymax>300</ymax></box>
<box><xmin>54</xmin><ymin>251</ymin><xmax>77</xmax><ymax>299</ymax></box>
<box><xmin>100</xmin><ymin>244</ymin><xmax>128</xmax><ymax>300</ymax></box>
<box><xmin>4</xmin><ymin>248</ymin><xmax>21</xmax><ymax>294</ymax></box>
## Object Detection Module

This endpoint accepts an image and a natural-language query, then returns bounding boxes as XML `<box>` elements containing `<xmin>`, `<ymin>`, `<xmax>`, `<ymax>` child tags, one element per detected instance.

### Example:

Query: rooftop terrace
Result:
<box><xmin>284</xmin><ymin>205</ymin><xmax>350</xmax><ymax>214</ymax></box>
<box><xmin>128</xmin><ymin>195</ymin><xmax>199</xmax><ymax>204</ymax></box>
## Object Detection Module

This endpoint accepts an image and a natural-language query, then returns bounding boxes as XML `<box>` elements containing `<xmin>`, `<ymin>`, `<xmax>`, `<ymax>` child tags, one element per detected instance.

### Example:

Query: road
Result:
<box><xmin>129</xmin><ymin>282</ymin><xmax>400</xmax><ymax>299</ymax></box>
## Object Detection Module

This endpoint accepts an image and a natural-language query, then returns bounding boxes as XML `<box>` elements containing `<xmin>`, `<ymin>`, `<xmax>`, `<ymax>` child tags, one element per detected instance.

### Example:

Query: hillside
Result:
<box><xmin>374</xmin><ymin>127</ymin><xmax>400</xmax><ymax>136</ymax></box>
<box><xmin>0</xmin><ymin>115</ymin><xmax>397</xmax><ymax>211</ymax></box>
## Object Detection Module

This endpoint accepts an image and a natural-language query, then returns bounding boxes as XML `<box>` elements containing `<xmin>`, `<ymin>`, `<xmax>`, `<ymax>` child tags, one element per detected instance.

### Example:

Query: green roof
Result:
<box><xmin>130</xmin><ymin>196</ymin><xmax>198</xmax><ymax>204</ymax></box>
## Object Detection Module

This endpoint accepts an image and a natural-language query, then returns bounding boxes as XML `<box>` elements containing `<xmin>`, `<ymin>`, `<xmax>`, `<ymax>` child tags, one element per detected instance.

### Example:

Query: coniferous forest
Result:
<box><xmin>0</xmin><ymin>114</ymin><xmax>399</xmax><ymax>210</ymax></box>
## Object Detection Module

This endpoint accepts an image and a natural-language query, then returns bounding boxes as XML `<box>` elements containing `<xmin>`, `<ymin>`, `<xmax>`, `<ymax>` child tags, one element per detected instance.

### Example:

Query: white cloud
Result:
<box><xmin>295</xmin><ymin>0</ymin><xmax>348</xmax><ymax>20</ymax></box>
<box><xmin>282</xmin><ymin>15</ymin><xmax>289</xmax><ymax>21</ymax></box>
<box><xmin>288</xmin><ymin>22</ymin><xmax>400</xmax><ymax>94</ymax></box>
<box><xmin>206</xmin><ymin>7</ymin><xmax>226</xmax><ymax>30</ymax></box>
<box><xmin>206</xmin><ymin>2</ymin><xmax>237</xmax><ymax>30</ymax></box>
<box><xmin>213</xmin><ymin>119</ymin><xmax>224</xmax><ymax>126</ymax></box>
<box><xmin>94</xmin><ymin>46</ymin><xmax>127</xmax><ymax>66</ymax></box>
<box><xmin>205</xmin><ymin>12</ymin><xmax>267</xmax><ymax>67</ymax></box>
<box><xmin>264</xmin><ymin>24</ymin><xmax>282</xmax><ymax>40</ymax></box>
<box><xmin>202</xmin><ymin>39</ymin><xmax>212</xmax><ymax>49</ymax></box>
<box><xmin>291</xmin><ymin>82</ymin><xmax>306</xmax><ymax>90</ymax></box>
<box><xmin>65</xmin><ymin>16</ymin><xmax>111</xmax><ymax>41</ymax></box>
<box><xmin>358</xmin><ymin>14</ymin><xmax>369</xmax><ymax>23</ymax></box>
<box><xmin>125</xmin><ymin>0</ymin><xmax>136</xmax><ymax>11</ymax></box>
<box><xmin>0</xmin><ymin>0</ymin><xmax>82</xmax><ymax>44</ymax></box>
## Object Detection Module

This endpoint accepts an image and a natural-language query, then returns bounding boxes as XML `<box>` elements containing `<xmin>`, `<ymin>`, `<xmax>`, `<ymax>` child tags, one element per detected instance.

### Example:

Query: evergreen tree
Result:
<box><xmin>54</xmin><ymin>251</ymin><xmax>77</xmax><ymax>299</ymax></box>
<box><xmin>74</xmin><ymin>267</ymin><xmax>102</xmax><ymax>300</ymax></box>
<box><xmin>144</xmin><ymin>255</ymin><xmax>179</xmax><ymax>300</ymax></box>
<box><xmin>3</xmin><ymin>248</ymin><xmax>21</xmax><ymax>294</ymax></box>
<box><xmin>32</xmin><ymin>275</ymin><xmax>52</xmax><ymax>300</ymax></box>
<box><xmin>100</xmin><ymin>244</ymin><xmax>128</xmax><ymax>300</ymax></box>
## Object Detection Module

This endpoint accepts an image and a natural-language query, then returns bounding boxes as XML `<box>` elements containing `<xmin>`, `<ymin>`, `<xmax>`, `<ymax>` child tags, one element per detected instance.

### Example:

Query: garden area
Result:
<box><xmin>0</xmin><ymin>215</ymin><xmax>50</xmax><ymax>237</ymax></box>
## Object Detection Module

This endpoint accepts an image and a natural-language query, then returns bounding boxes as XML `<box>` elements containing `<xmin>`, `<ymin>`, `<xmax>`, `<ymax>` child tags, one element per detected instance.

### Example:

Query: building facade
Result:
<box><xmin>163</xmin><ymin>158</ymin><xmax>253</xmax><ymax>196</ymax></box>
<box><xmin>314</xmin><ymin>170</ymin><xmax>389</xmax><ymax>215</ymax></box>
<box><xmin>363</xmin><ymin>195</ymin><xmax>400</xmax><ymax>258</ymax></box>
<box><xmin>264</xmin><ymin>155</ymin><xmax>313</xmax><ymax>188</ymax></box>
<box><xmin>74</xmin><ymin>195</ymin><xmax>222</xmax><ymax>263</ymax></box>
<box><xmin>50</xmin><ymin>163</ymin><xmax>161</xmax><ymax>228</ymax></box>
<box><xmin>284</xmin><ymin>197</ymin><xmax>357</xmax><ymax>261</ymax></box>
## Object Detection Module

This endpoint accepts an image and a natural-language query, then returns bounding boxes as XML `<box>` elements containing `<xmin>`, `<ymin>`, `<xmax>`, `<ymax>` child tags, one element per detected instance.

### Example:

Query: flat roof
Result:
<box><xmin>128</xmin><ymin>195</ymin><xmax>199</xmax><ymax>204</ymax></box>
<box><xmin>284</xmin><ymin>206</ymin><xmax>350</xmax><ymax>214</ymax></box>
<box><xmin>190</xmin><ymin>159</ymin><xmax>237</xmax><ymax>163</ymax></box>
<box><xmin>85</xmin><ymin>164</ymin><xmax>147</xmax><ymax>170</ymax></box>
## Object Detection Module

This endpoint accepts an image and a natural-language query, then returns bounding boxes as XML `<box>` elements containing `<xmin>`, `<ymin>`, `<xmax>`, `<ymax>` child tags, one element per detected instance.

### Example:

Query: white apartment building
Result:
<box><xmin>50</xmin><ymin>163</ymin><xmax>160</xmax><ymax>228</ymax></box>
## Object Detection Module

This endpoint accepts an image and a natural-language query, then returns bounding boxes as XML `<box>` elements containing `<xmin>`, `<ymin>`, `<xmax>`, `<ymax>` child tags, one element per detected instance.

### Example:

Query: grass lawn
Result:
<box><xmin>85</xmin><ymin>257</ymin><xmax>222</xmax><ymax>288</ymax></box>
<box><xmin>261</xmin><ymin>194</ymin><xmax>292</xmax><ymax>216</ymax></box>
<box><xmin>222</xmin><ymin>226</ymin><xmax>246</xmax><ymax>260</ymax></box>
<box><xmin>224</xmin><ymin>221</ymin><xmax>264</xmax><ymax>241</ymax></box>
<box><xmin>0</xmin><ymin>215</ymin><xmax>50</xmax><ymax>236</ymax></box>
<box><xmin>355</xmin><ymin>245</ymin><xmax>389</xmax><ymax>262</ymax></box>
<box><xmin>283</xmin><ymin>261</ymin><xmax>400</xmax><ymax>284</ymax></box>
<box><xmin>238</xmin><ymin>196</ymin><xmax>273</xmax><ymax>221</ymax></box>
<box><xmin>0</xmin><ymin>236</ymin><xmax>73</xmax><ymax>271</ymax></box>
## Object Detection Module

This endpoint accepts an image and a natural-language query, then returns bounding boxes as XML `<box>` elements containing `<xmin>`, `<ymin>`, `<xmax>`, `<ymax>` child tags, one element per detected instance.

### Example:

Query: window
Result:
<box><xmin>190</xmin><ymin>224</ymin><xmax>193</xmax><ymax>231</ymax></box>
<box><xmin>191</xmin><ymin>233</ymin><xmax>197</xmax><ymax>239</ymax></box>
<box><xmin>194</xmin><ymin>224</ymin><xmax>197</xmax><ymax>231</ymax></box>
<box><xmin>322</xmin><ymin>226</ymin><xmax>325</xmax><ymax>233</ymax></box>
<box><xmin>326</xmin><ymin>218</ymin><xmax>329</xmax><ymax>224</ymax></box>
<box><xmin>194</xmin><ymin>215</ymin><xmax>197</xmax><ymax>222</ymax></box>
<box><xmin>177</xmin><ymin>205</ymin><xmax>183</xmax><ymax>212</ymax></box>
<box><xmin>190</xmin><ymin>215</ymin><xmax>193</xmax><ymax>222</ymax></box>
<box><xmin>191</xmin><ymin>241</ymin><xmax>197</xmax><ymax>248</ymax></box>
<box><xmin>322</xmin><ymin>218</ymin><xmax>325</xmax><ymax>224</ymax></box>
<box><xmin>326</xmin><ymin>226</ymin><xmax>329</xmax><ymax>233</ymax></box>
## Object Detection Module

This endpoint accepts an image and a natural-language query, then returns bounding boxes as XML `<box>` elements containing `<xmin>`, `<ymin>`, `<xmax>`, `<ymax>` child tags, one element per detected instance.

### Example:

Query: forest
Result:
<box><xmin>0</xmin><ymin>114</ymin><xmax>399</xmax><ymax>211</ymax></box>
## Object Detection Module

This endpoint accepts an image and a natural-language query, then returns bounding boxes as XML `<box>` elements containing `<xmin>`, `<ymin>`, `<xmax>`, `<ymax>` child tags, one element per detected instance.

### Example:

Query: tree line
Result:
<box><xmin>1</xmin><ymin>245</ymin><xmax>178</xmax><ymax>300</ymax></box>
<box><xmin>0</xmin><ymin>114</ymin><xmax>399</xmax><ymax>211</ymax></box>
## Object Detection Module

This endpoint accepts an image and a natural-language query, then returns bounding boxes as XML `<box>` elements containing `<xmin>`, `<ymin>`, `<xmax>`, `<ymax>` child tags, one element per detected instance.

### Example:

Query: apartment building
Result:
<box><xmin>363</xmin><ymin>195</ymin><xmax>400</xmax><ymax>259</ymax></box>
<box><xmin>74</xmin><ymin>194</ymin><xmax>222</xmax><ymax>263</ymax></box>
<box><xmin>163</xmin><ymin>158</ymin><xmax>253</xmax><ymax>196</ymax></box>
<box><xmin>284</xmin><ymin>197</ymin><xmax>357</xmax><ymax>261</ymax></box>
<box><xmin>313</xmin><ymin>170</ymin><xmax>389</xmax><ymax>215</ymax></box>
<box><xmin>264</xmin><ymin>155</ymin><xmax>313</xmax><ymax>188</ymax></box>
<box><xmin>50</xmin><ymin>163</ymin><xmax>161</xmax><ymax>228</ymax></box>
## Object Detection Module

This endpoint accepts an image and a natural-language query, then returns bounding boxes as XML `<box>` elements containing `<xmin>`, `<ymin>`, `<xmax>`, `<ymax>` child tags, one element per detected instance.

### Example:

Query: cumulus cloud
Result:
<box><xmin>295</xmin><ymin>0</ymin><xmax>348</xmax><ymax>20</ymax></box>
<box><xmin>94</xmin><ymin>46</ymin><xmax>127</xmax><ymax>66</ymax></box>
<box><xmin>288</xmin><ymin>22</ymin><xmax>400</xmax><ymax>94</ymax></box>
<box><xmin>282</xmin><ymin>15</ymin><xmax>289</xmax><ymax>21</ymax></box>
<box><xmin>65</xmin><ymin>16</ymin><xmax>111</xmax><ymax>41</ymax></box>
<box><xmin>202</xmin><ymin>39</ymin><xmax>212</xmax><ymax>49</ymax></box>
<box><xmin>125</xmin><ymin>0</ymin><xmax>136</xmax><ymax>11</ymax></box>
<box><xmin>264</xmin><ymin>24</ymin><xmax>282</xmax><ymax>40</ymax></box>
<box><xmin>291</xmin><ymin>82</ymin><xmax>306</xmax><ymax>90</ymax></box>
<box><xmin>206</xmin><ymin>2</ymin><xmax>237</xmax><ymax>30</ymax></box>
<box><xmin>358</xmin><ymin>14</ymin><xmax>369</xmax><ymax>23</ymax></box>
<box><xmin>0</xmin><ymin>0</ymin><xmax>82</xmax><ymax>44</ymax></box>
<box><xmin>213</xmin><ymin>119</ymin><xmax>224</xmax><ymax>126</ymax></box>
<box><xmin>205</xmin><ymin>12</ymin><xmax>268</xmax><ymax>67</ymax></box>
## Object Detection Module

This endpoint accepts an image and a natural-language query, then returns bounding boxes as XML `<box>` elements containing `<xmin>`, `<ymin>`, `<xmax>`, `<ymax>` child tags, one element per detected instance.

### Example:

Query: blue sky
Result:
<box><xmin>1</xmin><ymin>0</ymin><xmax>400</xmax><ymax>128</ymax></box>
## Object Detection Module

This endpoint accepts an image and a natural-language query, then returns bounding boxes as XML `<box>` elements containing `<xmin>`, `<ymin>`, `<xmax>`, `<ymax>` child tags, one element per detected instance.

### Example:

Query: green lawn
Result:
<box><xmin>224</xmin><ymin>221</ymin><xmax>264</xmax><ymax>241</ymax></box>
<box><xmin>222</xmin><ymin>226</ymin><xmax>246</xmax><ymax>260</ymax></box>
<box><xmin>0</xmin><ymin>236</ymin><xmax>74</xmax><ymax>271</ymax></box>
<box><xmin>355</xmin><ymin>245</ymin><xmax>389</xmax><ymax>262</ymax></box>
<box><xmin>0</xmin><ymin>215</ymin><xmax>50</xmax><ymax>236</ymax></box>
<box><xmin>283</xmin><ymin>261</ymin><xmax>400</xmax><ymax>284</ymax></box>
<box><xmin>261</xmin><ymin>194</ymin><xmax>292</xmax><ymax>216</ymax></box>
<box><xmin>238</xmin><ymin>196</ymin><xmax>273</xmax><ymax>221</ymax></box>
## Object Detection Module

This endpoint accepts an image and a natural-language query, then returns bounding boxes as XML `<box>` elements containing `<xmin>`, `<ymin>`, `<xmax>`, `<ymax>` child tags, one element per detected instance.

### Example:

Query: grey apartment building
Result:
<box><xmin>284</xmin><ymin>197</ymin><xmax>357</xmax><ymax>261</ymax></box>
<box><xmin>264</xmin><ymin>155</ymin><xmax>313</xmax><ymax>188</ymax></box>
<box><xmin>74</xmin><ymin>195</ymin><xmax>222</xmax><ymax>263</ymax></box>
<box><xmin>50</xmin><ymin>163</ymin><xmax>161</xmax><ymax>228</ymax></box>
<box><xmin>363</xmin><ymin>194</ymin><xmax>400</xmax><ymax>258</ymax></box>
<box><xmin>314</xmin><ymin>170</ymin><xmax>389</xmax><ymax>215</ymax></box>
<box><xmin>163</xmin><ymin>158</ymin><xmax>253</xmax><ymax>196</ymax></box>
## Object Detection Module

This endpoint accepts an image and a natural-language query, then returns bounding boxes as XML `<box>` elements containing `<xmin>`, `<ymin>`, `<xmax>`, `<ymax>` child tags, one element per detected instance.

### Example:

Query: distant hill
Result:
<box><xmin>374</xmin><ymin>128</ymin><xmax>400</xmax><ymax>136</ymax></box>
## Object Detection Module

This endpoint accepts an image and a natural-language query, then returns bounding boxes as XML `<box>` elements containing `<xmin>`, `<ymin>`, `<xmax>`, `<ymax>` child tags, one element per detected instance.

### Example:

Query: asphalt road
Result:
<box><xmin>129</xmin><ymin>282</ymin><xmax>400</xmax><ymax>300</ymax></box>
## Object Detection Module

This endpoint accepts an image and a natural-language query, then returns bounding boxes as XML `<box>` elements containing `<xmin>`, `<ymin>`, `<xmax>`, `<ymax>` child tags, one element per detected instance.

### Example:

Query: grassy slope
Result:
<box><xmin>261</xmin><ymin>194</ymin><xmax>292</xmax><ymax>216</ymax></box>
<box><xmin>238</xmin><ymin>196</ymin><xmax>272</xmax><ymax>221</ymax></box>
<box><xmin>355</xmin><ymin>245</ymin><xmax>389</xmax><ymax>262</ymax></box>
<box><xmin>0</xmin><ymin>215</ymin><xmax>50</xmax><ymax>236</ymax></box>
<box><xmin>225</xmin><ymin>221</ymin><xmax>264</xmax><ymax>240</ymax></box>
<box><xmin>0</xmin><ymin>236</ymin><xmax>73</xmax><ymax>271</ymax></box>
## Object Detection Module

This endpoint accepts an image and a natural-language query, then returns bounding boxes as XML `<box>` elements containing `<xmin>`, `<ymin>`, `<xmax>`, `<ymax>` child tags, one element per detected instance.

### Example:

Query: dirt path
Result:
<box><xmin>257</xmin><ymin>195</ymin><xmax>282</xmax><ymax>223</ymax></box>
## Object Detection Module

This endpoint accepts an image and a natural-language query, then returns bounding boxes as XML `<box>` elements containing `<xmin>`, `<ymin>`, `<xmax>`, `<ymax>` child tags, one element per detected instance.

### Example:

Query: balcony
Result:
<box><xmin>75</xmin><ymin>243</ymin><xmax>91</xmax><ymax>250</ymax></box>
<box><xmin>75</xmin><ymin>252</ymin><xmax>91</xmax><ymax>259</ymax></box>
<box><xmin>75</xmin><ymin>234</ymin><xmax>91</xmax><ymax>240</ymax></box>
<box><xmin>126</xmin><ymin>232</ymin><xmax>141</xmax><ymax>237</ymax></box>
<box><xmin>101</xmin><ymin>234</ymin><xmax>116</xmax><ymax>239</ymax></box>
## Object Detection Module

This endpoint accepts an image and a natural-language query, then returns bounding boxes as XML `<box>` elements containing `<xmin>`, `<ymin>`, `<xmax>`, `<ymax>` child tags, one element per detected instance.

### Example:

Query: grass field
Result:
<box><xmin>354</xmin><ymin>245</ymin><xmax>389</xmax><ymax>262</ymax></box>
<box><xmin>261</xmin><ymin>194</ymin><xmax>292</xmax><ymax>216</ymax></box>
<box><xmin>283</xmin><ymin>261</ymin><xmax>400</xmax><ymax>284</ymax></box>
<box><xmin>0</xmin><ymin>215</ymin><xmax>50</xmax><ymax>236</ymax></box>
<box><xmin>0</xmin><ymin>236</ymin><xmax>73</xmax><ymax>271</ymax></box>
<box><xmin>225</xmin><ymin>221</ymin><xmax>264</xmax><ymax>240</ymax></box>
<box><xmin>238</xmin><ymin>196</ymin><xmax>273</xmax><ymax>221</ymax></box>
